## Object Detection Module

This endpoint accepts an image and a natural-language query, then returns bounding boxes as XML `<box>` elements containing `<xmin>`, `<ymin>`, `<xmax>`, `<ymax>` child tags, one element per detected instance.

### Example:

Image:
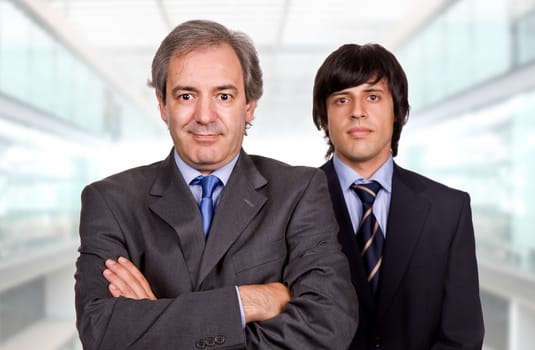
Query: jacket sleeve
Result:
<box><xmin>244</xmin><ymin>170</ymin><xmax>359</xmax><ymax>349</ymax></box>
<box><xmin>75</xmin><ymin>184</ymin><xmax>246</xmax><ymax>350</ymax></box>
<box><xmin>432</xmin><ymin>193</ymin><xmax>485</xmax><ymax>350</ymax></box>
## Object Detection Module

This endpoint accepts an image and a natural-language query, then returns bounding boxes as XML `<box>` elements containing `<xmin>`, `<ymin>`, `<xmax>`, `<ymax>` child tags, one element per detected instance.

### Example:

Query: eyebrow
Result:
<box><xmin>330</xmin><ymin>84</ymin><xmax>386</xmax><ymax>97</ymax></box>
<box><xmin>170</xmin><ymin>84</ymin><xmax>239</xmax><ymax>96</ymax></box>
<box><xmin>329</xmin><ymin>91</ymin><xmax>349</xmax><ymax>98</ymax></box>
<box><xmin>329</xmin><ymin>83</ymin><xmax>385</xmax><ymax>98</ymax></box>
<box><xmin>170</xmin><ymin>85</ymin><xmax>198</xmax><ymax>96</ymax></box>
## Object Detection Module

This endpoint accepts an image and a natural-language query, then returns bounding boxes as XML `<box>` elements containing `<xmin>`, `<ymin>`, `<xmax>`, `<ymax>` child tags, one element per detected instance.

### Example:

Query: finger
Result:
<box><xmin>105</xmin><ymin>259</ymin><xmax>146</xmax><ymax>299</ymax></box>
<box><xmin>106</xmin><ymin>258</ymin><xmax>156</xmax><ymax>300</ymax></box>
<box><xmin>117</xmin><ymin>257</ymin><xmax>156</xmax><ymax>300</ymax></box>
<box><xmin>103</xmin><ymin>268</ymin><xmax>136</xmax><ymax>298</ymax></box>
<box><xmin>117</xmin><ymin>257</ymin><xmax>152</xmax><ymax>295</ymax></box>
<box><xmin>108</xmin><ymin>283</ymin><xmax>122</xmax><ymax>298</ymax></box>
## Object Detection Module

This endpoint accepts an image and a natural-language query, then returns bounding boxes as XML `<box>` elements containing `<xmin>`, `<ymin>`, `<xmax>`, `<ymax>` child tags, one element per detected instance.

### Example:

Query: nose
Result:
<box><xmin>194</xmin><ymin>97</ymin><xmax>217</xmax><ymax>124</ymax></box>
<box><xmin>351</xmin><ymin>100</ymin><xmax>367</xmax><ymax>119</ymax></box>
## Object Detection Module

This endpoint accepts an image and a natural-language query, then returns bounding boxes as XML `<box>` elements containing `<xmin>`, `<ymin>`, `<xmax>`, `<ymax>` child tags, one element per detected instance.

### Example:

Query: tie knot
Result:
<box><xmin>191</xmin><ymin>175</ymin><xmax>222</xmax><ymax>199</ymax></box>
<box><xmin>351</xmin><ymin>181</ymin><xmax>381</xmax><ymax>206</ymax></box>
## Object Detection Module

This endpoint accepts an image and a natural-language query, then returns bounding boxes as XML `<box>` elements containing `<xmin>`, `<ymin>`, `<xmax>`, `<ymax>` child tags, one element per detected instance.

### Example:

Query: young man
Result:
<box><xmin>75</xmin><ymin>20</ymin><xmax>358</xmax><ymax>349</ymax></box>
<box><xmin>313</xmin><ymin>43</ymin><xmax>484</xmax><ymax>349</ymax></box>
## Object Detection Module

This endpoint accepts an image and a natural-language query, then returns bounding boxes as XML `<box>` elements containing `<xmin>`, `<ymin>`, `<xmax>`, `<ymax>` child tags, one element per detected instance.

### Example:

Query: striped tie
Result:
<box><xmin>352</xmin><ymin>181</ymin><xmax>384</xmax><ymax>294</ymax></box>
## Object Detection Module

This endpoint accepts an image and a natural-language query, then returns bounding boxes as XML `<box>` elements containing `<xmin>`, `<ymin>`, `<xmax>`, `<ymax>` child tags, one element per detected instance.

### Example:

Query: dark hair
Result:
<box><xmin>312</xmin><ymin>43</ymin><xmax>410</xmax><ymax>158</ymax></box>
<box><xmin>150</xmin><ymin>19</ymin><xmax>263</xmax><ymax>104</ymax></box>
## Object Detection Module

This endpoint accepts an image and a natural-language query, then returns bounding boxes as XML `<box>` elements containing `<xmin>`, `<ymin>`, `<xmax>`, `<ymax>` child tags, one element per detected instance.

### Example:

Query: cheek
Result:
<box><xmin>168</xmin><ymin>108</ymin><xmax>194</xmax><ymax>127</ymax></box>
<box><xmin>327</xmin><ymin>117</ymin><xmax>343</xmax><ymax>139</ymax></box>
<box><xmin>383</xmin><ymin>118</ymin><xmax>395</xmax><ymax>138</ymax></box>
<box><xmin>225</xmin><ymin>112</ymin><xmax>247</xmax><ymax>133</ymax></box>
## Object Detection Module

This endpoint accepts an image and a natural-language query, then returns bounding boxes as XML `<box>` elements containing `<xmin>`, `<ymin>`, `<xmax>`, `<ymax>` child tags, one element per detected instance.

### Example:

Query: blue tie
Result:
<box><xmin>191</xmin><ymin>175</ymin><xmax>222</xmax><ymax>236</ymax></box>
<box><xmin>352</xmin><ymin>181</ymin><xmax>384</xmax><ymax>294</ymax></box>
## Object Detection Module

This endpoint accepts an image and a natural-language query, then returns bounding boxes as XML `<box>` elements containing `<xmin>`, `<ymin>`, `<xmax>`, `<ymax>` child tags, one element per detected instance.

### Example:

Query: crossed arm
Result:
<box><xmin>103</xmin><ymin>256</ymin><xmax>291</xmax><ymax>324</ymax></box>
<box><xmin>76</xmin><ymin>168</ymin><xmax>358</xmax><ymax>349</ymax></box>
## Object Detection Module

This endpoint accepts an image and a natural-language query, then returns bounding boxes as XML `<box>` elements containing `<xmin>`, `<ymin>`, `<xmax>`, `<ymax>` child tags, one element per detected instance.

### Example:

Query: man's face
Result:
<box><xmin>158</xmin><ymin>44</ymin><xmax>256</xmax><ymax>174</ymax></box>
<box><xmin>326</xmin><ymin>78</ymin><xmax>394</xmax><ymax>177</ymax></box>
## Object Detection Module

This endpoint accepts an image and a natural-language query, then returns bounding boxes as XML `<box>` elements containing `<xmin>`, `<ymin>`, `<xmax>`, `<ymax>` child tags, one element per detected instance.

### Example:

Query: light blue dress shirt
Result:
<box><xmin>173</xmin><ymin>149</ymin><xmax>246</xmax><ymax>327</ymax></box>
<box><xmin>173</xmin><ymin>149</ymin><xmax>237</xmax><ymax>204</ymax></box>
<box><xmin>332</xmin><ymin>154</ymin><xmax>393</xmax><ymax>237</ymax></box>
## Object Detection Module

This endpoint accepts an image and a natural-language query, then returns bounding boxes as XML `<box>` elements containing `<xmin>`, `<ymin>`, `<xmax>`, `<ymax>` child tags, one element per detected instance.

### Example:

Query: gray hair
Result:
<box><xmin>150</xmin><ymin>19</ymin><xmax>263</xmax><ymax>104</ymax></box>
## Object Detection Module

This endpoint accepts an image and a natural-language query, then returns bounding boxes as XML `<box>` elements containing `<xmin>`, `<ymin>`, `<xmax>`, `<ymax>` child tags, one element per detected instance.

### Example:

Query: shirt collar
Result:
<box><xmin>173</xmin><ymin>149</ymin><xmax>239</xmax><ymax>186</ymax></box>
<box><xmin>332</xmin><ymin>153</ymin><xmax>393</xmax><ymax>193</ymax></box>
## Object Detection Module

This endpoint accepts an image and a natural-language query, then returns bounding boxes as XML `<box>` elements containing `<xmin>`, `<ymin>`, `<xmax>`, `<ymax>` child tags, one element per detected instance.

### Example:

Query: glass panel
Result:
<box><xmin>515</xmin><ymin>7</ymin><xmax>535</xmax><ymax>65</ymax></box>
<box><xmin>400</xmin><ymin>88</ymin><xmax>535</xmax><ymax>274</ymax></box>
<box><xmin>0</xmin><ymin>0</ymin><xmax>166</xmax><ymax>261</ymax></box>
<box><xmin>0</xmin><ymin>1</ymin><xmax>160</xmax><ymax>140</ymax></box>
<box><xmin>0</xmin><ymin>117</ymin><xmax>90</xmax><ymax>258</ymax></box>
<box><xmin>29</xmin><ymin>21</ymin><xmax>58</xmax><ymax>115</ymax></box>
<box><xmin>397</xmin><ymin>0</ymin><xmax>510</xmax><ymax>110</ymax></box>
<box><xmin>0</xmin><ymin>2</ymin><xmax>31</xmax><ymax>101</ymax></box>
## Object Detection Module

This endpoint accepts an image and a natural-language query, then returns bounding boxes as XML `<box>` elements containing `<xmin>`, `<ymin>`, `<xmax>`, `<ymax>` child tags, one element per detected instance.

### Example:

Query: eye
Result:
<box><xmin>335</xmin><ymin>97</ymin><xmax>349</xmax><ymax>104</ymax></box>
<box><xmin>218</xmin><ymin>93</ymin><xmax>231</xmax><ymax>101</ymax></box>
<box><xmin>368</xmin><ymin>94</ymin><xmax>379</xmax><ymax>101</ymax></box>
<box><xmin>179</xmin><ymin>93</ymin><xmax>192</xmax><ymax>101</ymax></box>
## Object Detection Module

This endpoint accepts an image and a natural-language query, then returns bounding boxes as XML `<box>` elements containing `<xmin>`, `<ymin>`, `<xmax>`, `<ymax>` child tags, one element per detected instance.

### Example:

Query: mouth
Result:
<box><xmin>191</xmin><ymin>132</ymin><xmax>218</xmax><ymax>137</ymax></box>
<box><xmin>190</xmin><ymin>132</ymin><xmax>220</xmax><ymax>143</ymax></box>
<box><xmin>347</xmin><ymin>126</ymin><xmax>372</xmax><ymax>138</ymax></box>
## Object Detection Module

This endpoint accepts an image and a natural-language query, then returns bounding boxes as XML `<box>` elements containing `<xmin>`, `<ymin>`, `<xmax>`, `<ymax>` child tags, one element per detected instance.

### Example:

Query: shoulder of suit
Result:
<box><xmin>248</xmin><ymin>154</ymin><xmax>316</xmax><ymax>171</ymax></box>
<box><xmin>394</xmin><ymin>163</ymin><xmax>469</xmax><ymax>198</ymax></box>
<box><xmin>247</xmin><ymin>154</ymin><xmax>322</xmax><ymax>181</ymax></box>
<box><xmin>87</xmin><ymin>159</ymin><xmax>164</xmax><ymax>191</ymax></box>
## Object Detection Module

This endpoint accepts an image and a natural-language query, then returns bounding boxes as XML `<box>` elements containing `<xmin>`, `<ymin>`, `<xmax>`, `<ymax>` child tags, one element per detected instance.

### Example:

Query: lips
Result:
<box><xmin>347</xmin><ymin>126</ymin><xmax>372</xmax><ymax>138</ymax></box>
<box><xmin>191</xmin><ymin>132</ymin><xmax>219</xmax><ymax>142</ymax></box>
<box><xmin>186</xmin><ymin>123</ymin><xmax>224</xmax><ymax>142</ymax></box>
<box><xmin>191</xmin><ymin>133</ymin><xmax>218</xmax><ymax>137</ymax></box>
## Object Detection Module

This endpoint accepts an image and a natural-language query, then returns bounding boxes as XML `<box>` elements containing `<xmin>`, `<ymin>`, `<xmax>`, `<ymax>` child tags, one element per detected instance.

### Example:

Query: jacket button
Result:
<box><xmin>214</xmin><ymin>335</ymin><xmax>225</xmax><ymax>345</ymax></box>
<box><xmin>206</xmin><ymin>336</ymin><xmax>215</xmax><ymax>346</ymax></box>
<box><xmin>195</xmin><ymin>339</ymin><xmax>206</xmax><ymax>349</ymax></box>
<box><xmin>374</xmin><ymin>335</ymin><xmax>382</xmax><ymax>348</ymax></box>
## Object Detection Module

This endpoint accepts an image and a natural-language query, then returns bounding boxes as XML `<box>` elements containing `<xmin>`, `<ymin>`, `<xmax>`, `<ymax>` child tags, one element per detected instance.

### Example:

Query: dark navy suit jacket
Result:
<box><xmin>321</xmin><ymin>159</ymin><xmax>484</xmax><ymax>350</ymax></box>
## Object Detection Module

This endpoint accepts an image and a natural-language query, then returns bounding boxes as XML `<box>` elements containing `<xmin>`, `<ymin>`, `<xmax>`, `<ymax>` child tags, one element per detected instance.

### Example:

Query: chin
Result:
<box><xmin>194</xmin><ymin>152</ymin><xmax>224</xmax><ymax>166</ymax></box>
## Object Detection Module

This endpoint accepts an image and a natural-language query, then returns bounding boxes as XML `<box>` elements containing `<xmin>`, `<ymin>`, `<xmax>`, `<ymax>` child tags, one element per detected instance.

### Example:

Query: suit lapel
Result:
<box><xmin>148</xmin><ymin>151</ymin><xmax>205</xmax><ymax>289</ymax></box>
<box><xmin>196</xmin><ymin>151</ymin><xmax>268</xmax><ymax>287</ymax></box>
<box><xmin>321</xmin><ymin>160</ymin><xmax>375</xmax><ymax>313</ymax></box>
<box><xmin>376</xmin><ymin>164</ymin><xmax>431</xmax><ymax>318</ymax></box>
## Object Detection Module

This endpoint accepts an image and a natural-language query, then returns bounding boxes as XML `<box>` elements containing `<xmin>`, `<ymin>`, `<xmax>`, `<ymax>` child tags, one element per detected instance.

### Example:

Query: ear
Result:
<box><xmin>156</xmin><ymin>92</ymin><xmax>168</xmax><ymax>125</ymax></box>
<box><xmin>245</xmin><ymin>100</ymin><xmax>257</xmax><ymax>123</ymax></box>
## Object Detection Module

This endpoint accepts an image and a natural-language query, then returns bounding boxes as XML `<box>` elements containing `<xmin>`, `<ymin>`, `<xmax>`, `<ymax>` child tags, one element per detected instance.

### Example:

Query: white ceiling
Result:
<box><xmin>40</xmin><ymin>0</ymin><xmax>445</xmax><ymax>164</ymax></box>
<box><xmin>46</xmin><ymin>0</ymin><xmax>435</xmax><ymax>48</ymax></box>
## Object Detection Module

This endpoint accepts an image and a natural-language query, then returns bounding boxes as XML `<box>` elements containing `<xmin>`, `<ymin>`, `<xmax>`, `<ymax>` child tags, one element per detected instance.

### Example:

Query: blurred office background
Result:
<box><xmin>0</xmin><ymin>0</ymin><xmax>534</xmax><ymax>348</ymax></box>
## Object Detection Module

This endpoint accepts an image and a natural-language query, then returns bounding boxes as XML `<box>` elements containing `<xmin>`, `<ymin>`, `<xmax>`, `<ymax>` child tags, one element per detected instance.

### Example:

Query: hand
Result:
<box><xmin>238</xmin><ymin>282</ymin><xmax>291</xmax><ymax>323</ymax></box>
<box><xmin>103</xmin><ymin>257</ymin><xmax>156</xmax><ymax>300</ymax></box>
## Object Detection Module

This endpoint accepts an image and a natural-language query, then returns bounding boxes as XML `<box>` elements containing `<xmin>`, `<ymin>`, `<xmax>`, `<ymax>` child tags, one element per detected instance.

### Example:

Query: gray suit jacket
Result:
<box><xmin>75</xmin><ymin>149</ymin><xmax>358</xmax><ymax>349</ymax></box>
